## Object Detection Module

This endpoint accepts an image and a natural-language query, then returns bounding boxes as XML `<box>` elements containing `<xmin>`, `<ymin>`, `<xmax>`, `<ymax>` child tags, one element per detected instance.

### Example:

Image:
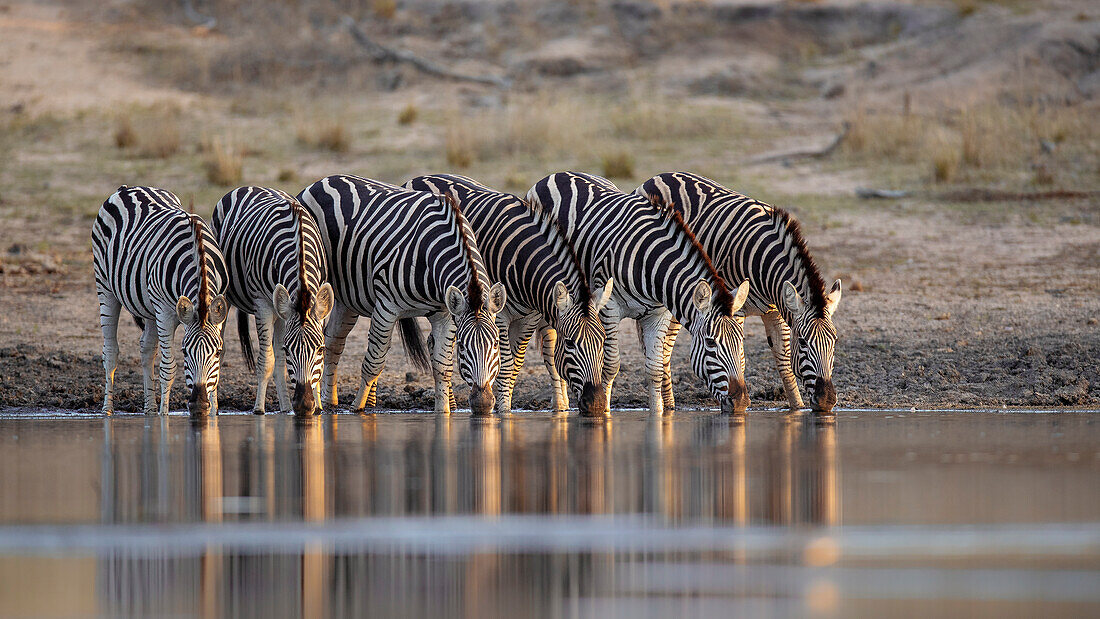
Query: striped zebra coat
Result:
<box><xmin>297</xmin><ymin>174</ymin><xmax>507</xmax><ymax>415</ymax></box>
<box><xmin>527</xmin><ymin>172</ymin><xmax>751</xmax><ymax>415</ymax></box>
<box><xmin>212</xmin><ymin>186</ymin><xmax>333</xmax><ymax>416</ymax></box>
<box><xmin>637</xmin><ymin>172</ymin><xmax>841</xmax><ymax>412</ymax></box>
<box><xmin>404</xmin><ymin>174</ymin><xmax>614</xmax><ymax>416</ymax></box>
<box><xmin>92</xmin><ymin>186</ymin><xmax>229</xmax><ymax>416</ymax></box>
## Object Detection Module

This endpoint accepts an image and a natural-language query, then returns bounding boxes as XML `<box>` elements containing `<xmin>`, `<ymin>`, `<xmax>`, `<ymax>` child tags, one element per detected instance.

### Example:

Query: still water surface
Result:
<box><xmin>0</xmin><ymin>409</ymin><xmax>1097</xmax><ymax>617</ymax></box>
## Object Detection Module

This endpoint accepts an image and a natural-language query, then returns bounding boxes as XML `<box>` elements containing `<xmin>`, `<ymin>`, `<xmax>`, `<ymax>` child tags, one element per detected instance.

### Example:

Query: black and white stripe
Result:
<box><xmin>92</xmin><ymin>186</ymin><xmax>229</xmax><ymax>416</ymax></box>
<box><xmin>527</xmin><ymin>172</ymin><xmax>751</xmax><ymax>415</ymax></box>
<box><xmin>212</xmin><ymin>186</ymin><xmax>333</xmax><ymax>416</ymax></box>
<box><xmin>637</xmin><ymin>172</ymin><xmax>841</xmax><ymax>412</ymax></box>
<box><xmin>297</xmin><ymin>174</ymin><xmax>506</xmax><ymax>415</ymax></box>
<box><xmin>404</xmin><ymin>174</ymin><xmax>614</xmax><ymax>416</ymax></box>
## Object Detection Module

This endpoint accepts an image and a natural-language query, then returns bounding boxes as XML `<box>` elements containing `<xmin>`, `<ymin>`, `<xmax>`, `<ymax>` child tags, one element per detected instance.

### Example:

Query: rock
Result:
<box><xmin>405</xmin><ymin>372</ymin><xmax>417</xmax><ymax>383</ymax></box>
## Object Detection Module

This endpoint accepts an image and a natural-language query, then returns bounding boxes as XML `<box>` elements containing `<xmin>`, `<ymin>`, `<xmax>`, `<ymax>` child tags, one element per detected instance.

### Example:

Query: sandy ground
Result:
<box><xmin>1</xmin><ymin>0</ymin><xmax>1098</xmax><ymax>412</ymax></box>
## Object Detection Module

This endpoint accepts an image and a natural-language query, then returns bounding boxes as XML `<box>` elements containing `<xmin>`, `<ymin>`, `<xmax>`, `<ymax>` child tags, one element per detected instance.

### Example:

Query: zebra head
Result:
<box><xmin>552</xmin><ymin>278</ymin><xmax>614</xmax><ymax>416</ymax></box>
<box><xmin>782</xmin><ymin>279</ymin><xmax>842</xmax><ymax>413</ymax></box>
<box><xmin>176</xmin><ymin>293</ymin><xmax>228</xmax><ymax>416</ymax></box>
<box><xmin>446</xmin><ymin>282</ymin><xmax>507</xmax><ymax>416</ymax></box>
<box><xmin>273</xmin><ymin>282</ymin><xmax>334</xmax><ymax>416</ymax></box>
<box><xmin>688</xmin><ymin>279</ymin><xmax>751</xmax><ymax>414</ymax></box>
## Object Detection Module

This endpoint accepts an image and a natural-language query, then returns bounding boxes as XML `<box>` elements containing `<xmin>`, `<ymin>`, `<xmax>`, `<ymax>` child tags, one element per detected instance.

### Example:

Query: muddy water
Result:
<box><xmin>0</xmin><ymin>410</ymin><xmax>1097</xmax><ymax>617</ymax></box>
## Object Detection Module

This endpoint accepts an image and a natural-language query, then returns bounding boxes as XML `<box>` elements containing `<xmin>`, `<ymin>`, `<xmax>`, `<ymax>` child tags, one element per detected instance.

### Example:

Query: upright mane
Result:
<box><xmin>769</xmin><ymin>205</ymin><xmax>828</xmax><ymax>317</ymax></box>
<box><xmin>288</xmin><ymin>197</ymin><xmax>312</xmax><ymax>318</ymax></box>
<box><xmin>188</xmin><ymin>213</ymin><xmax>210</xmax><ymax>323</ymax></box>
<box><xmin>648</xmin><ymin>194</ymin><xmax>735</xmax><ymax>316</ymax></box>
<box><xmin>519</xmin><ymin>196</ymin><xmax>594</xmax><ymax>316</ymax></box>
<box><xmin>441</xmin><ymin>192</ymin><xmax>485</xmax><ymax>312</ymax></box>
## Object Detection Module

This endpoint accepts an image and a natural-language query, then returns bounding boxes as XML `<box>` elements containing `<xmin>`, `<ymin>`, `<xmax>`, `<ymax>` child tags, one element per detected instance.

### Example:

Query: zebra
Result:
<box><xmin>296</xmin><ymin>174</ymin><xmax>507</xmax><ymax>415</ymax></box>
<box><xmin>404</xmin><ymin>174</ymin><xmax>614</xmax><ymax>416</ymax></box>
<box><xmin>527</xmin><ymin>172</ymin><xmax>752</xmax><ymax>415</ymax></box>
<box><xmin>212</xmin><ymin>186</ymin><xmax>333</xmax><ymax>416</ymax></box>
<box><xmin>636</xmin><ymin>172</ymin><xmax>842</xmax><ymax>412</ymax></box>
<box><xmin>92</xmin><ymin>186</ymin><xmax>229</xmax><ymax>416</ymax></box>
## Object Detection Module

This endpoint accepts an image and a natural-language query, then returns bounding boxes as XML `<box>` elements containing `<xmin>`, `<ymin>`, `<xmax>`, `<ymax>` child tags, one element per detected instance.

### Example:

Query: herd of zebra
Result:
<box><xmin>91</xmin><ymin>171</ymin><xmax>842</xmax><ymax>418</ymax></box>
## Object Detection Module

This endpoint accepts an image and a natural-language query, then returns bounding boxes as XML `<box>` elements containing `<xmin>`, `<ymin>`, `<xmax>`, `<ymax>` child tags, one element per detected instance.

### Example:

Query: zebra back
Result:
<box><xmin>93</xmin><ymin>186</ymin><xmax>227</xmax><ymax>321</ymax></box>
<box><xmin>527</xmin><ymin>171</ymin><xmax>733</xmax><ymax>325</ymax></box>
<box><xmin>296</xmin><ymin>174</ymin><xmax>491</xmax><ymax>316</ymax></box>
<box><xmin>403</xmin><ymin>174</ymin><xmax>592</xmax><ymax>324</ymax></box>
<box><xmin>637</xmin><ymin>172</ymin><xmax>829</xmax><ymax>323</ymax></box>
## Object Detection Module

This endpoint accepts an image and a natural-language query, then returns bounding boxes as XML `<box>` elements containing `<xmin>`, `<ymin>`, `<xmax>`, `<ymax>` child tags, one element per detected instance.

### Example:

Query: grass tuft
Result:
<box><xmin>601</xmin><ymin>151</ymin><xmax>635</xmax><ymax>179</ymax></box>
<box><xmin>398</xmin><ymin>103</ymin><xmax>418</xmax><ymax>126</ymax></box>
<box><xmin>297</xmin><ymin>118</ymin><xmax>350</xmax><ymax>153</ymax></box>
<box><xmin>204</xmin><ymin>138</ymin><xmax>243</xmax><ymax>186</ymax></box>
<box><xmin>114</xmin><ymin>117</ymin><xmax>137</xmax><ymax>149</ymax></box>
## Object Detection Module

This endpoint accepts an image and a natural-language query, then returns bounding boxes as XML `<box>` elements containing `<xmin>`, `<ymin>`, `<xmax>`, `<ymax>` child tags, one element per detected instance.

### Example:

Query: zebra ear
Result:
<box><xmin>176</xmin><ymin>296</ymin><xmax>196</xmax><ymax>325</ymax></box>
<box><xmin>312</xmin><ymin>283</ymin><xmax>334</xmax><ymax>321</ymax></box>
<box><xmin>208</xmin><ymin>295</ymin><xmax>229</xmax><ymax>325</ymax></box>
<box><xmin>446</xmin><ymin>285</ymin><xmax>467</xmax><ymax>315</ymax></box>
<box><xmin>486</xmin><ymin>282</ymin><xmax>507</xmax><ymax>314</ymax></box>
<box><xmin>692</xmin><ymin>280</ymin><xmax>712</xmax><ymax>314</ymax></box>
<box><xmin>554</xmin><ymin>281</ymin><xmax>572</xmax><ymax>315</ymax></box>
<box><xmin>273</xmin><ymin>284</ymin><xmax>293</xmax><ymax>320</ymax></box>
<box><xmin>825</xmin><ymin>279</ymin><xmax>842</xmax><ymax>314</ymax></box>
<box><xmin>731</xmin><ymin>280</ymin><xmax>750</xmax><ymax>313</ymax></box>
<box><xmin>595</xmin><ymin>277</ymin><xmax>614</xmax><ymax>312</ymax></box>
<box><xmin>782</xmin><ymin>281</ymin><xmax>804</xmax><ymax>316</ymax></box>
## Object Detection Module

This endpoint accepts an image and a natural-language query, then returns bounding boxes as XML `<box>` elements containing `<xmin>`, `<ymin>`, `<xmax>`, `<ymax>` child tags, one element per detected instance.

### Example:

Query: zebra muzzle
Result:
<box><xmin>812</xmin><ymin>380</ymin><xmax>837</xmax><ymax>413</ymax></box>
<box><xmin>722</xmin><ymin>380</ymin><xmax>749</xmax><ymax>415</ymax></box>
<box><xmin>470</xmin><ymin>384</ymin><xmax>495</xmax><ymax>417</ymax></box>
<box><xmin>188</xmin><ymin>384</ymin><xmax>210</xmax><ymax>416</ymax></box>
<box><xmin>293</xmin><ymin>383</ymin><xmax>317</xmax><ymax>416</ymax></box>
<box><xmin>578</xmin><ymin>382</ymin><xmax>608</xmax><ymax>417</ymax></box>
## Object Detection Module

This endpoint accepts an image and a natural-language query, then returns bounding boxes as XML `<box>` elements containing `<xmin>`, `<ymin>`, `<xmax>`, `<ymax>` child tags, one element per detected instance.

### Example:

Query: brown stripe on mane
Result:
<box><xmin>288</xmin><ymin>197</ymin><xmax>312</xmax><ymax>319</ymax></box>
<box><xmin>189</xmin><ymin>213</ymin><xmax>211</xmax><ymax>323</ymax></box>
<box><xmin>519</xmin><ymin>197</ymin><xmax>594</xmax><ymax>317</ymax></box>
<box><xmin>441</xmin><ymin>191</ymin><xmax>485</xmax><ymax>312</ymax></box>
<box><xmin>648</xmin><ymin>194</ymin><xmax>735</xmax><ymax>316</ymax></box>
<box><xmin>769</xmin><ymin>205</ymin><xmax>828</xmax><ymax>317</ymax></box>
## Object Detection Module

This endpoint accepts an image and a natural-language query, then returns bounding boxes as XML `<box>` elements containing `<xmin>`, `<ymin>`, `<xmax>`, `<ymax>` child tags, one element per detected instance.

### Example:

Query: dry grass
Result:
<box><xmin>296</xmin><ymin>117</ymin><xmax>351</xmax><ymax>153</ymax></box>
<box><xmin>398</xmin><ymin>103</ymin><xmax>418</xmax><ymax>126</ymax></box>
<box><xmin>113</xmin><ymin>117</ymin><xmax>137</xmax><ymax>149</ymax></box>
<box><xmin>445</xmin><ymin>122</ymin><xmax>475</xmax><ymax>168</ymax></box>
<box><xmin>371</xmin><ymin>0</ymin><xmax>397</xmax><ymax>20</ymax></box>
<box><xmin>601</xmin><ymin>151</ymin><xmax>635</xmax><ymax>179</ymax></box>
<box><xmin>204</xmin><ymin>138</ymin><xmax>243</xmax><ymax>186</ymax></box>
<box><xmin>843</xmin><ymin>101</ymin><xmax>1097</xmax><ymax>187</ymax></box>
<box><xmin>123</xmin><ymin>110</ymin><xmax>182</xmax><ymax>159</ymax></box>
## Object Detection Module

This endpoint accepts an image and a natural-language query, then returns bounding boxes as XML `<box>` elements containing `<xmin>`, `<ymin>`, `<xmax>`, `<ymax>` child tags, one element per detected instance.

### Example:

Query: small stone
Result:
<box><xmin>1088</xmin><ymin>318</ymin><xmax>1098</xmax><ymax>326</ymax></box>
<box><xmin>405</xmin><ymin>372</ymin><xmax>416</xmax><ymax>383</ymax></box>
<box><xmin>934</xmin><ymin>313</ymin><xmax>950</xmax><ymax>320</ymax></box>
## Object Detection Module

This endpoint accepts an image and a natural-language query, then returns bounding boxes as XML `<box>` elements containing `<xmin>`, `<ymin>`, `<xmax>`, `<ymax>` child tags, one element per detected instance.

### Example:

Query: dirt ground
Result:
<box><xmin>1</xmin><ymin>0</ymin><xmax>1098</xmax><ymax>411</ymax></box>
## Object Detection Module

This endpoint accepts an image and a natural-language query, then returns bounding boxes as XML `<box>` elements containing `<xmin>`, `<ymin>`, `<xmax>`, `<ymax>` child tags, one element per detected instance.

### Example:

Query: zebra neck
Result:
<box><xmin>661</xmin><ymin>264</ymin><xmax>712</xmax><ymax>328</ymax></box>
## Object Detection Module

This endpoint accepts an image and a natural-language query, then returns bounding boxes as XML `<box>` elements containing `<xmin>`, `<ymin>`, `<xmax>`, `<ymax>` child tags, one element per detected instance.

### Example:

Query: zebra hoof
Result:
<box><xmin>252</xmin><ymin>408</ymin><xmax>265</xmax><ymax>415</ymax></box>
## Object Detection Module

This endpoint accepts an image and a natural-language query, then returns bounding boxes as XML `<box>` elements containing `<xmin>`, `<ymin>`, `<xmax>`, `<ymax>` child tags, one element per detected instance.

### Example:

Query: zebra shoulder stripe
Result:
<box><xmin>647</xmin><ymin>193</ymin><xmax>735</xmax><ymax>317</ymax></box>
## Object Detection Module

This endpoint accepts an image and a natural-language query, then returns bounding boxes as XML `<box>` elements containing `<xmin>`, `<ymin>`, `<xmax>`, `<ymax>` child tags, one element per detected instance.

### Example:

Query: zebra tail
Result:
<box><xmin>237</xmin><ymin>310</ymin><xmax>256</xmax><ymax>373</ymax></box>
<box><xmin>133</xmin><ymin>316</ymin><xmax>145</xmax><ymax>331</ymax></box>
<box><xmin>397</xmin><ymin>317</ymin><xmax>432</xmax><ymax>373</ymax></box>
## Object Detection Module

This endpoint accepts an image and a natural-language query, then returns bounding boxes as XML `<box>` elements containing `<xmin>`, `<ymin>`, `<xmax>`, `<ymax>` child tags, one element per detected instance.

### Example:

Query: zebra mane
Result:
<box><xmin>188</xmin><ymin>213</ymin><xmax>211</xmax><ymax>323</ymax></box>
<box><xmin>288</xmin><ymin>196</ymin><xmax>312</xmax><ymax>319</ymax></box>
<box><xmin>441</xmin><ymin>191</ymin><xmax>485</xmax><ymax>312</ymax></box>
<box><xmin>769</xmin><ymin>205</ymin><xmax>828</xmax><ymax>317</ymax></box>
<box><xmin>647</xmin><ymin>194</ymin><xmax>735</xmax><ymax>316</ymax></box>
<box><xmin>518</xmin><ymin>196</ymin><xmax>593</xmax><ymax>317</ymax></box>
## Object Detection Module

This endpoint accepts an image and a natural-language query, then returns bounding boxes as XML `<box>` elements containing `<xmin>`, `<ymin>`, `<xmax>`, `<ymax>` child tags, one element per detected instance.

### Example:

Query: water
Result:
<box><xmin>0</xmin><ymin>409</ymin><xmax>1097</xmax><ymax>617</ymax></box>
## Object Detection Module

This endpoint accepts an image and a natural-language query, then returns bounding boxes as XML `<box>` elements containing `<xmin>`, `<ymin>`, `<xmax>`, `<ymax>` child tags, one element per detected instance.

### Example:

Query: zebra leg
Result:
<box><xmin>321</xmin><ymin>301</ymin><xmax>359</xmax><ymax>409</ymax></box>
<box><xmin>661</xmin><ymin>319</ymin><xmax>682</xmax><ymax>412</ymax></box>
<box><xmin>638</xmin><ymin>310</ymin><xmax>675</xmax><ymax>416</ymax></box>
<box><xmin>539</xmin><ymin>327</ymin><xmax>567</xmax><ymax>412</ymax></box>
<box><xmin>502</xmin><ymin>316</ymin><xmax>539</xmax><ymax>413</ymax></box>
<box><xmin>351</xmin><ymin>311</ymin><xmax>397</xmax><ymax>413</ymax></box>
<box><xmin>272</xmin><ymin>316</ymin><xmax>291</xmax><ymax>411</ymax></box>
<box><xmin>494</xmin><ymin>313</ymin><xmax>516</xmax><ymax>415</ymax></box>
<box><xmin>155</xmin><ymin>314</ymin><xmax>179</xmax><ymax>416</ymax></box>
<box><xmin>599</xmin><ymin>302</ymin><xmax>623</xmax><ymax>411</ymax></box>
<box><xmin>428</xmin><ymin>312</ymin><xmax>456</xmax><ymax>414</ymax></box>
<box><xmin>763</xmin><ymin>310</ymin><xmax>805</xmax><ymax>411</ymax></box>
<box><xmin>97</xmin><ymin>294</ymin><xmax>122</xmax><ymax>415</ymax></box>
<box><xmin>253</xmin><ymin>309</ymin><xmax>277</xmax><ymax>414</ymax></box>
<box><xmin>139</xmin><ymin>318</ymin><xmax>158</xmax><ymax>415</ymax></box>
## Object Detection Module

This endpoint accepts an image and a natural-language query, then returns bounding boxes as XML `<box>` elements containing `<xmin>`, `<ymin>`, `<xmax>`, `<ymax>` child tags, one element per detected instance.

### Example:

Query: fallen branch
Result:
<box><xmin>744</xmin><ymin>122</ymin><xmax>850</xmax><ymax>166</ymax></box>
<box><xmin>340</xmin><ymin>16</ymin><xmax>511</xmax><ymax>89</ymax></box>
